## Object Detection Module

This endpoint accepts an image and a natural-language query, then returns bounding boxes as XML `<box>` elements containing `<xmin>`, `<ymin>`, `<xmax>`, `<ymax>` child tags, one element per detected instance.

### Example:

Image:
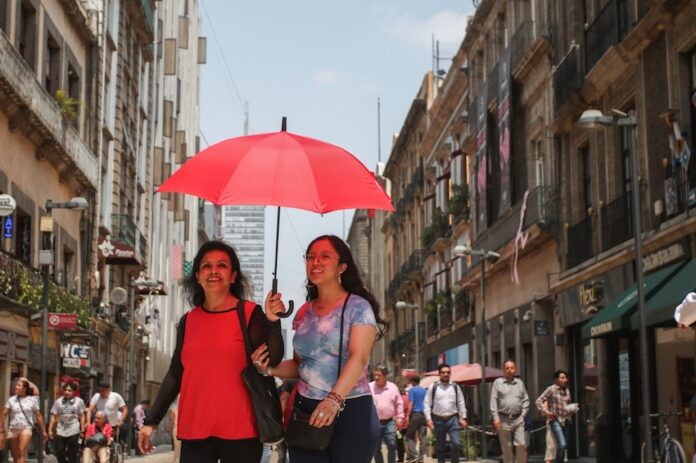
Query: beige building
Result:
<box><xmin>0</xmin><ymin>0</ymin><xmax>99</xmax><ymax>433</ymax></box>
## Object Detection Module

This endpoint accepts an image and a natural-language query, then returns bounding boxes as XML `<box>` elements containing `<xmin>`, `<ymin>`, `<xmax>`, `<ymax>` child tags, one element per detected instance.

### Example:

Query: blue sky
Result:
<box><xmin>198</xmin><ymin>1</ymin><xmax>474</xmax><ymax>315</ymax></box>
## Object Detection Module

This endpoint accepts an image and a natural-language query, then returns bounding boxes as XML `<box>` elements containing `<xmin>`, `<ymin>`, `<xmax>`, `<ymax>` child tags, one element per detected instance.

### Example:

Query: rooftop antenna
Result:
<box><xmin>243</xmin><ymin>101</ymin><xmax>249</xmax><ymax>135</ymax></box>
<box><xmin>377</xmin><ymin>96</ymin><xmax>382</xmax><ymax>163</ymax></box>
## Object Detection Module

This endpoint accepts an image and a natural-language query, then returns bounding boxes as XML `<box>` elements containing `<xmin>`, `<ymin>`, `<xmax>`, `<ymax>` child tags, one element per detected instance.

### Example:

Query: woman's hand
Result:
<box><xmin>138</xmin><ymin>425</ymin><xmax>156</xmax><ymax>455</ymax></box>
<box><xmin>251</xmin><ymin>344</ymin><xmax>271</xmax><ymax>375</ymax></box>
<box><xmin>310</xmin><ymin>399</ymin><xmax>339</xmax><ymax>428</ymax></box>
<box><xmin>264</xmin><ymin>291</ymin><xmax>287</xmax><ymax>322</ymax></box>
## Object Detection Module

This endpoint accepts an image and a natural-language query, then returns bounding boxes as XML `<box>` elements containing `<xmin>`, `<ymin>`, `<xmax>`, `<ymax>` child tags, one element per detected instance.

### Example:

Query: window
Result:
<box><xmin>621</xmin><ymin>122</ymin><xmax>632</xmax><ymax>195</ymax></box>
<box><xmin>14</xmin><ymin>209</ymin><xmax>31</xmax><ymax>264</ymax></box>
<box><xmin>0</xmin><ymin>0</ymin><xmax>8</xmax><ymax>33</ymax></box>
<box><xmin>18</xmin><ymin>1</ymin><xmax>37</xmax><ymax>70</ymax></box>
<box><xmin>44</xmin><ymin>34</ymin><xmax>61</xmax><ymax>94</ymax></box>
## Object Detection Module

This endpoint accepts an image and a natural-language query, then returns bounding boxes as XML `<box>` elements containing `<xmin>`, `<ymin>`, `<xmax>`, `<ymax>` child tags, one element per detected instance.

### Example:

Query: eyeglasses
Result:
<box><xmin>303</xmin><ymin>253</ymin><xmax>338</xmax><ymax>264</ymax></box>
<box><xmin>440</xmin><ymin>371</ymin><xmax>451</xmax><ymax>375</ymax></box>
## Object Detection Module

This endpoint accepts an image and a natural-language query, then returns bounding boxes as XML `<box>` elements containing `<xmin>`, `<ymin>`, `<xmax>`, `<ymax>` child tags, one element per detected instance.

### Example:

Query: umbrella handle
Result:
<box><xmin>277</xmin><ymin>300</ymin><xmax>294</xmax><ymax>318</ymax></box>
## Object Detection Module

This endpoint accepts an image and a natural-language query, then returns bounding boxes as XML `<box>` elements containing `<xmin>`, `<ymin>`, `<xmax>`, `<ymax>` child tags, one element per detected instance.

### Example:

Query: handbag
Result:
<box><xmin>84</xmin><ymin>431</ymin><xmax>108</xmax><ymax>447</ymax></box>
<box><xmin>285</xmin><ymin>294</ymin><xmax>350</xmax><ymax>451</ymax></box>
<box><xmin>236</xmin><ymin>299</ymin><xmax>285</xmax><ymax>444</ymax></box>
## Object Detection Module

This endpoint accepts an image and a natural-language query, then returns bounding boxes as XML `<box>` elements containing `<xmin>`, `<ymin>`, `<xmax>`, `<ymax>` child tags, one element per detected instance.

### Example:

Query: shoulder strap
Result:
<box><xmin>16</xmin><ymin>396</ymin><xmax>32</xmax><ymax>424</ymax></box>
<box><xmin>336</xmin><ymin>293</ymin><xmax>351</xmax><ymax>380</ymax></box>
<box><xmin>235</xmin><ymin>299</ymin><xmax>253</xmax><ymax>363</ymax></box>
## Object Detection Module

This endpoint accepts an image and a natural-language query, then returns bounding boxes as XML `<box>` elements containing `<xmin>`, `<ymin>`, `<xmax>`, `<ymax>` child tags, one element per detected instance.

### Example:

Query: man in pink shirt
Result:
<box><xmin>369</xmin><ymin>365</ymin><xmax>405</xmax><ymax>463</ymax></box>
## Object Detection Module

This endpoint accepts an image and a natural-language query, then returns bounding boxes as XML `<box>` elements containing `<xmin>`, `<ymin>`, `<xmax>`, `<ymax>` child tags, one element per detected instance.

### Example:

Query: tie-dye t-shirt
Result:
<box><xmin>293</xmin><ymin>294</ymin><xmax>377</xmax><ymax>400</ymax></box>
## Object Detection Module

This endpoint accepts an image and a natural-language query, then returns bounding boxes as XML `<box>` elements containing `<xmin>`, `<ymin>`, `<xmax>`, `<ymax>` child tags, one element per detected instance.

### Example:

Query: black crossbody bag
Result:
<box><xmin>285</xmin><ymin>293</ymin><xmax>351</xmax><ymax>451</ymax></box>
<box><xmin>236</xmin><ymin>299</ymin><xmax>285</xmax><ymax>444</ymax></box>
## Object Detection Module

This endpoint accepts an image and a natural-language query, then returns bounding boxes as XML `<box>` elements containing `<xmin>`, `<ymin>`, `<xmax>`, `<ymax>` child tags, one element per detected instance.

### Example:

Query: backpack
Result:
<box><xmin>430</xmin><ymin>381</ymin><xmax>462</xmax><ymax>414</ymax></box>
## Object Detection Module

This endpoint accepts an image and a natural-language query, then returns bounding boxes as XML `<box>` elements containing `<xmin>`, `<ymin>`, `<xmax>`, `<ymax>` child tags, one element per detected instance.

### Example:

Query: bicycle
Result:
<box><xmin>640</xmin><ymin>411</ymin><xmax>687</xmax><ymax>463</ymax></box>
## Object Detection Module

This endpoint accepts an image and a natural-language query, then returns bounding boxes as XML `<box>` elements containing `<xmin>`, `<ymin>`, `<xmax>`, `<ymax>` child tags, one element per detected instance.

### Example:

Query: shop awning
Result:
<box><xmin>630</xmin><ymin>259</ymin><xmax>696</xmax><ymax>329</ymax></box>
<box><xmin>582</xmin><ymin>264</ymin><xmax>681</xmax><ymax>338</ymax></box>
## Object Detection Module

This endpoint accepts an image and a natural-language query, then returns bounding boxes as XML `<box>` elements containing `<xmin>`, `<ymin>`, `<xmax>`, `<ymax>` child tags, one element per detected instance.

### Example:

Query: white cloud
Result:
<box><xmin>388</xmin><ymin>10</ymin><xmax>470</xmax><ymax>52</ymax></box>
<box><xmin>313</xmin><ymin>68</ymin><xmax>352</xmax><ymax>87</ymax></box>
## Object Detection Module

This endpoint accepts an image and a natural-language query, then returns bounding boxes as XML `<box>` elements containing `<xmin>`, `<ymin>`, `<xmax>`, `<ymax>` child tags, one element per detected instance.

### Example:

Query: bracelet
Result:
<box><xmin>325</xmin><ymin>392</ymin><xmax>346</xmax><ymax>414</ymax></box>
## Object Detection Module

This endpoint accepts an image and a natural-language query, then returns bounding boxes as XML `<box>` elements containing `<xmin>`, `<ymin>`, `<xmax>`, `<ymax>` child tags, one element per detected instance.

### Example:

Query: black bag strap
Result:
<box><xmin>16</xmin><ymin>396</ymin><xmax>33</xmax><ymax>425</ymax></box>
<box><xmin>235</xmin><ymin>299</ymin><xmax>254</xmax><ymax>363</ymax></box>
<box><xmin>336</xmin><ymin>294</ymin><xmax>351</xmax><ymax>380</ymax></box>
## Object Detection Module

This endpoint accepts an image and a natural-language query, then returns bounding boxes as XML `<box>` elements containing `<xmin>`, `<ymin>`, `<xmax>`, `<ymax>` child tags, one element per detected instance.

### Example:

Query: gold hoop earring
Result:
<box><xmin>338</xmin><ymin>273</ymin><xmax>342</xmax><ymax>285</ymax></box>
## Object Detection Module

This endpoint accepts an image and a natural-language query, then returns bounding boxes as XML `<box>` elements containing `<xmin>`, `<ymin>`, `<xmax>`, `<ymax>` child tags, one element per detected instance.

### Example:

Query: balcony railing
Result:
<box><xmin>401</xmin><ymin>249</ymin><xmax>425</xmax><ymax>279</ymax></box>
<box><xmin>601</xmin><ymin>192</ymin><xmax>633</xmax><ymax>252</ymax></box>
<box><xmin>422</xmin><ymin>208</ymin><xmax>451</xmax><ymax>250</ymax></box>
<box><xmin>472</xmin><ymin>186</ymin><xmax>559</xmax><ymax>263</ymax></box>
<box><xmin>554</xmin><ymin>44</ymin><xmax>584</xmax><ymax>110</ymax></box>
<box><xmin>111</xmin><ymin>214</ymin><xmax>148</xmax><ymax>262</ymax></box>
<box><xmin>0</xmin><ymin>30</ymin><xmax>98</xmax><ymax>188</ymax></box>
<box><xmin>0</xmin><ymin>250</ymin><xmax>91</xmax><ymax>326</ymax></box>
<box><xmin>511</xmin><ymin>20</ymin><xmax>536</xmax><ymax>72</ymax></box>
<box><xmin>585</xmin><ymin>0</ymin><xmax>628</xmax><ymax>72</ymax></box>
<box><xmin>139</xmin><ymin>0</ymin><xmax>154</xmax><ymax>36</ymax></box>
<box><xmin>662</xmin><ymin>174</ymin><xmax>696</xmax><ymax>221</ymax></box>
<box><xmin>567</xmin><ymin>215</ymin><xmax>594</xmax><ymax>268</ymax></box>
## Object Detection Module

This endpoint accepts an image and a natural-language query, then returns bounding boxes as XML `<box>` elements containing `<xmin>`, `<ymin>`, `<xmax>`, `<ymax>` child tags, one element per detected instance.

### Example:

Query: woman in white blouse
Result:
<box><xmin>0</xmin><ymin>377</ymin><xmax>48</xmax><ymax>463</ymax></box>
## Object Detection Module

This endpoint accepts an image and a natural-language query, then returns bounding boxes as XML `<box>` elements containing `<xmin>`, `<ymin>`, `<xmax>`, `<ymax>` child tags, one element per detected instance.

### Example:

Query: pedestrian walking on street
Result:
<box><xmin>535</xmin><ymin>370</ymin><xmax>579</xmax><ymax>463</ymax></box>
<box><xmin>87</xmin><ymin>383</ymin><xmax>127</xmax><ymax>435</ymax></box>
<box><xmin>490</xmin><ymin>360</ymin><xmax>530</xmax><ymax>463</ymax></box>
<box><xmin>369</xmin><ymin>365</ymin><xmax>405</xmax><ymax>463</ymax></box>
<box><xmin>423</xmin><ymin>364</ymin><xmax>468</xmax><ymax>463</ymax></box>
<box><xmin>48</xmin><ymin>382</ymin><xmax>87</xmax><ymax>463</ymax></box>
<box><xmin>0</xmin><ymin>377</ymin><xmax>48</xmax><ymax>463</ymax></box>
<box><xmin>252</xmin><ymin>235</ymin><xmax>383</xmax><ymax>463</ymax></box>
<box><xmin>405</xmin><ymin>377</ymin><xmax>427</xmax><ymax>463</ymax></box>
<box><xmin>396</xmin><ymin>387</ymin><xmax>410</xmax><ymax>462</ymax></box>
<box><xmin>132</xmin><ymin>399</ymin><xmax>150</xmax><ymax>455</ymax></box>
<box><xmin>138</xmin><ymin>240</ymin><xmax>285</xmax><ymax>463</ymax></box>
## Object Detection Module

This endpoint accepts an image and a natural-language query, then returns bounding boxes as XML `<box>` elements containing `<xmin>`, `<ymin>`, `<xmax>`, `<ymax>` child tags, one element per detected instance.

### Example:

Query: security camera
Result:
<box><xmin>522</xmin><ymin>310</ymin><xmax>533</xmax><ymax>322</ymax></box>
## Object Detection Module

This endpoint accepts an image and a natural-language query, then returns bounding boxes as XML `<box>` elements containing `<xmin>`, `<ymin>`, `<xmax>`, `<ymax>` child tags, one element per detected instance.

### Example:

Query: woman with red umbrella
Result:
<box><xmin>137</xmin><ymin>241</ymin><xmax>285</xmax><ymax>462</ymax></box>
<box><xmin>253</xmin><ymin>235</ymin><xmax>384</xmax><ymax>463</ymax></box>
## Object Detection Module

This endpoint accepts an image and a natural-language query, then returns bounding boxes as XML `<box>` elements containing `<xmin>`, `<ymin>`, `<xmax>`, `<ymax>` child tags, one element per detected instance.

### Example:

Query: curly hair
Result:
<box><xmin>304</xmin><ymin>235</ymin><xmax>387</xmax><ymax>334</ymax></box>
<box><xmin>183</xmin><ymin>240</ymin><xmax>250</xmax><ymax>307</ymax></box>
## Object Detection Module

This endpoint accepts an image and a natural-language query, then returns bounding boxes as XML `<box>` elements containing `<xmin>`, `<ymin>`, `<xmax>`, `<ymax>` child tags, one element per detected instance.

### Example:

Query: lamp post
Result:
<box><xmin>396</xmin><ymin>301</ymin><xmax>420</xmax><ymax>373</ymax></box>
<box><xmin>453</xmin><ymin>244</ymin><xmax>500</xmax><ymax>459</ymax></box>
<box><xmin>577</xmin><ymin>108</ymin><xmax>653</xmax><ymax>458</ymax></box>
<box><xmin>39</xmin><ymin>197</ymin><xmax>88</xmax><ymax>463</ymax></box>
<box><xmin>124</xmin><ymin>275</ymin><xmax>159</xmax><ymax>455</ymax></box>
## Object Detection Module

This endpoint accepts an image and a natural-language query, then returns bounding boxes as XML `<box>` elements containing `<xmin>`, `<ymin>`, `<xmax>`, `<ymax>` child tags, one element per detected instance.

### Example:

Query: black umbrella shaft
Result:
<box><xmin>272</xmin><ymin>206</ymin><xmax>281</xmax><ymax>293</ymax></box>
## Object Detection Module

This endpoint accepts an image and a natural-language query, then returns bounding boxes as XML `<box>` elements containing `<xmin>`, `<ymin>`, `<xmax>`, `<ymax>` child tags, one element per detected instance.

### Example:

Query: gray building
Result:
<box><xmin>222</xmin><ymin>205</ymin><xmax>265</xmax><ymax>303</ymax></box>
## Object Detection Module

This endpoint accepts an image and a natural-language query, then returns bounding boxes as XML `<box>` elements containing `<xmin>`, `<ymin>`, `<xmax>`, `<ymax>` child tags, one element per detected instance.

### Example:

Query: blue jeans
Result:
<box><xmin>374</xmin><ymin>419</ymin><xmax>397</xmax><ymax>463</ymax></box>
<box><xmin>550</xmin><ymin>420</ymin><xmax>569</xmax><ymax>463</ymax></box>
<box><xmin>433</xmin><ymin>416</ymin><xmax>460</xmax><ymax>463</ymax></box>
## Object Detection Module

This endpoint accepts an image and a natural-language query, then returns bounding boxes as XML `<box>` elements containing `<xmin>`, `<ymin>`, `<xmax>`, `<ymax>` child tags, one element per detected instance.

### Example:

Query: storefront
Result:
<box><xmin>560</xmin><ymin>241</ymin><xmax>696</xmax><ymax>462</ymax></box>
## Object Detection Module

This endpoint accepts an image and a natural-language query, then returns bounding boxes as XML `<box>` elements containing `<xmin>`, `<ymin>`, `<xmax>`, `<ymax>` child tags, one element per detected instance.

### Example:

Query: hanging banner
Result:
<box><xmin>476</xmin><ymin>85</ymin><xmax>488</xmax><ymax>233</ymax></box>
<box><xmin>498</xmin><ymin>47</ymin><xmax>512</xmax><ymax>215</ymax></box>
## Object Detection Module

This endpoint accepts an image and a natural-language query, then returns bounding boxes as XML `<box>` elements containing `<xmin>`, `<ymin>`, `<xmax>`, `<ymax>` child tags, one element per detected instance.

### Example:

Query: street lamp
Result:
<box><xmin>395</xmin><ymin>301</ymin><xmax>420</xmax><ymax>373</ymax></box>
<box><xmin>453</xmin><ymin>244</ymin><xmax>500</xmax><ymax>459</ymax></box>
<box><xmin>577</xmin><ymin>108</ymin><xmax>653</xmax><ymax>458</ymax></box>
<box><xmin>40</xmin><ymin>197</ymin><xmax>88</xmax><ymax>463</ymax></box>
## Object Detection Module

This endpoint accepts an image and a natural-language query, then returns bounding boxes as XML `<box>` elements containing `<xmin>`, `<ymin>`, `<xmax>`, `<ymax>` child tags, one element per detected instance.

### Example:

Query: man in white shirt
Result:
<box><xmin>88</xmin><ymin>383</ymin><xmax>128</xmax><ymax>432</ymax></box>
<box><xmin>424</xmin><ymin>364</ymin><xmax>468</xmax><ymax>463</ymax></box>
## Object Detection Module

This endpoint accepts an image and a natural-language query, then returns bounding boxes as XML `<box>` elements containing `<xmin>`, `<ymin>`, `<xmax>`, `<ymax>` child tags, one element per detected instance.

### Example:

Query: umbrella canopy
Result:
<box><xmin>421</xmin><ymin>363</ymin><xmax>504</xmax><ymax>387</ymax></box>
<box><xmin>158</xmin><ymin>125</ymin><xmax>393</xmax><ymax>214</ymax></box>
<box><xmin>157</xmin><ymin>118</ymin><xmax>394</xmax><ymax>318</ymax></box>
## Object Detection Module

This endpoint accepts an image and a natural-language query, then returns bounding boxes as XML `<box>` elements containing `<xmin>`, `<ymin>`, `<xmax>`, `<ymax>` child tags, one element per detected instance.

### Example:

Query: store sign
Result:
<box><xmin>60</xmin><ymin>343</ymin><xmax>90</xmax><ymax>368</ymax></box>
<box><xmin>0</xmin><ymin>194</ymin><xmax>17</xmax><ymax>217</ymax></box>
<box><xmin>3</xmin><ymin>216</ymin><xmax>12</xmax><ymax>238</ymax></box>
<box><xmin>642</xmin><ymin>242</ymin><xmax>686</xmax><ymax>273</ymax></box>
<box><xmin>534</xmin><ymin>320</ymin><xmax>551</xmax><ymax>336</ymax></box>
<box><xmin>97</xmin><ymin>235</ymin><xmax>140</xmax><ymax>265</ymax></box>
<box><xmin>48</xmin><ymin>313</ymin><xmax>77</xmax><ymax>330</ymax></box>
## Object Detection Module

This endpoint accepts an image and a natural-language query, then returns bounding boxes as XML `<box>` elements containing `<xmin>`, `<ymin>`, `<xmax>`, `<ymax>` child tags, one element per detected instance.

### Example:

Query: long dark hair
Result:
<box><xmin>305</xmin><ymin>235</ymin><xmax>387</xmax><ymax>334</ymax></box>
<box><xmin>183</xmin><ymin>240</ymin><xmax>250</xmax><ymax>307</ymax></box>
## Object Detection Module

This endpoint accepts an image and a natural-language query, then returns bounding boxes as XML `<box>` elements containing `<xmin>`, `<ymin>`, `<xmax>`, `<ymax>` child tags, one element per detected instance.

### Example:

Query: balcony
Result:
<box><xmin>554</xmin><ymin>44</ymin><xmax>584</xmax><ymax>111</ymax></box>
<box><xmin>422</xmin><ymin>207</ymin><xmax>452</xmax><ymax>251</ymax></box>
<box><xmin>567</xmin><ymin>215</ymin><xmax>594</xmax><ymax>269</ymax></box>
<box><xmin>0</xmin><ymin>250</ymin><xmax>91</xmax><ymax>326</ymax></box>
<box><xmin>601</xmin><ymin>192</ymin><xmax>633</xmax><ymax>252</ymax></box>
<box><xmin>448</xmin><ymin>184</ymin><xmax>470</xmax><ymax>227</ymax></box>
<box><xmin>472</xmin><ymin>186</ymin><xmax>559</xmax><ymax>262</ymax></box>
<box><xmin>401</xmin><ymin>249</ymin><xmax>426</xmax><ymax>279</ymax></box>
<box><xmin>110</xmin><ymin>214</ymin><xmax>148</xmax><ymax>264</ymax></box>
<box><xmin>0</xmin><ymin>30</ymin><xmax>98</xmax><ymax>189</ymax></box>
<box><xmin>585</xmin><ymin>0</ymin><xmax>629</xmax><ymax>73</ymax></box>
<box><xmin>138</xmin><ymin>0</ymin><xmax>154</xmax><ymax>37</ymax></box>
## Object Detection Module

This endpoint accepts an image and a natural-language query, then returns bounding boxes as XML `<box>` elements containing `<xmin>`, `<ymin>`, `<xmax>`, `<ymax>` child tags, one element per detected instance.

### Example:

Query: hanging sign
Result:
<box><xmin>0</xmin><ymin>194</ymin><xmax>16</xmax><ymax>217</ymax></box>
<box><xmin>3</xmin><ymin>216</ymin><xmax>13</xmax><ymax>238</ymax></box>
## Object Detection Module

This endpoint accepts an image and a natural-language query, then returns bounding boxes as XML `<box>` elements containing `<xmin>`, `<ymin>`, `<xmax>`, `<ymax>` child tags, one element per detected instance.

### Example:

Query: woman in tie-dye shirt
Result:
<box><xmin>252</xmin><ymin>235</ymin><xmax>385</xmax><ymax>463</ymax></box>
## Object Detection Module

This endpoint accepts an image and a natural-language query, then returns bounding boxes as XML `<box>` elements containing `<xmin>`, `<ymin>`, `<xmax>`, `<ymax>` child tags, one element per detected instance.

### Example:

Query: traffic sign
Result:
<box><xmin>48</xmin><ymin>313</ymin><xmax>78</xmax><ymax>330</ymax></box>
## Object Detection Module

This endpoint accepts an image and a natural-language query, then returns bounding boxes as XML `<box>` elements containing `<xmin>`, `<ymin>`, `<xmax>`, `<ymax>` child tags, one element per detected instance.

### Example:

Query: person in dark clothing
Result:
<box><xmin>137</xmin><ymin>241</ymin><xmax>285</xmax><ymax>463</ymax></box>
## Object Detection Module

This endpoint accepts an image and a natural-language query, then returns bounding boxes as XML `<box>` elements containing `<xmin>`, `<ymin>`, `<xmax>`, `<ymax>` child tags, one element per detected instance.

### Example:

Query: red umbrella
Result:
<box><xmin>158</xmin><ymin>118</ymin><xmax>394</xmax><ymax>316</ymax></box>
<box><xmin>422</xmin><ymin>363</ymin><xmax>504</xmax><ymax>386</ymax></box>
